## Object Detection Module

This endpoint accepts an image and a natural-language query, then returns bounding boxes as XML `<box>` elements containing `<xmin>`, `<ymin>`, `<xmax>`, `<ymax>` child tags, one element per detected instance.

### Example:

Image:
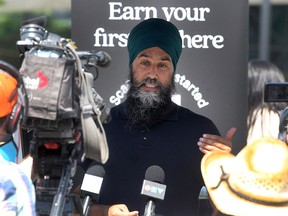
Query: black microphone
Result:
<box><xmin>141</xmin><ymin>165</ymin><xmax>166</xmax><ymax>216</ymax></box>
<box><xmin>94</xmin><ymin>51</ymin><xmax>111</xmax><ymax>67</ymax></box>
<box><xmin>81</xmin><ymin>164</ymin><xmax>105</xmax><ymax>216</ymax></box>
<box><xmin>77</xmin><ymin>50</ymin><xmax>111</xmax><ymax>67</ymax></box>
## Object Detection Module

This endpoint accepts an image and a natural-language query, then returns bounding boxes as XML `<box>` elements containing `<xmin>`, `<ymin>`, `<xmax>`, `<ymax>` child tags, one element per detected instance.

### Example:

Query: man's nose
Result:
<box><xmin>146</xmin><ymin>65</ymin><xmax>158</xmax><ymax>79</ymax></box>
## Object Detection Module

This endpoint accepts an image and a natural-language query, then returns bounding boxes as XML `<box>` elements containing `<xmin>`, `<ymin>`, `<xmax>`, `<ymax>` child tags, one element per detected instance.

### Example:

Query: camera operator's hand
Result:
<box><xmin>197</xmin><ymin>127</ymin><xmax>236</xmax><ymax>154</ymax></box>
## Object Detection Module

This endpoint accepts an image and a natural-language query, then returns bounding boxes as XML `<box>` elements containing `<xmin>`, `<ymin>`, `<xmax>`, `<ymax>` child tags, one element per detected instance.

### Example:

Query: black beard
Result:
<box><xmin>125</xmin><ymin>77</ymin><xmax>174</xmax><ymax>129</ymax></box>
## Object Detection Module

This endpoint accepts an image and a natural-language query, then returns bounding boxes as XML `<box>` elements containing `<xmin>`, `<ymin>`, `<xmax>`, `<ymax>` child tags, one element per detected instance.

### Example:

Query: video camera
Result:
<box><xmin>264</xmin><ymin>82</ymin><xmax>288</xmax><ymax>144</ymax></box>
<box><xmin>16</xmin><ymin>16</ymin><xmax>110</xmax><ymax>215</ymax></box>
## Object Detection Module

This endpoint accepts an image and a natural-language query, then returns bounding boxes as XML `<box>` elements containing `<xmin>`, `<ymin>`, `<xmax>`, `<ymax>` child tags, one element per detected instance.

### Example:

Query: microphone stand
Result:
<box><xmin>144</xmin><ymin>200</ymin><xmax>156</xmax><ymax>216</ymax></box>
<box><xmin>82</xmin><ymin>196</ymin><xmax>92</xmax><ymax>216</ymax></box>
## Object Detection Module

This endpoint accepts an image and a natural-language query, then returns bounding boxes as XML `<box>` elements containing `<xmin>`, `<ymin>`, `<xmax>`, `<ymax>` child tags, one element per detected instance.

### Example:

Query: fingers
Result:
<box><xmin>118</xmin><ymin>204</ymin><xmax>129</xmax><ymax>212</ymax></box>
<box><xmin>108</xmin><ymin>204</ymin><xmax>139</xmax><ymax>216</ymax></box>
<box><xmin>199</xmin><ymin>147</ymin><xmax>212</xmax><ymax>154</ymax></box>
<box><xmin>198</xmin><ymin>127</ymin><xmax>237</xmax><ymax>153</ymax></box>
<box><xmin>225</xmin><ymin>127</ymin><xmax>237</xmax><ymax>140</ymax></box>
<box><xmin>198</xmin><ymin>140</ymin><xmax>231</xmax><ymax>152</ymax></box>
<box><xmin>128</xmin><ymin>211</ymin><xmax>139</xmax><ymax>216</ymax></box>
<box><xmin>203</xmin><ymin>127</ymin><xmax>236</xmax><ymax>141</ymax></box>
<box><xmin>198</xmin><ymin>135</ymin><xmax>231</xmax><ymax>148</ymax></box>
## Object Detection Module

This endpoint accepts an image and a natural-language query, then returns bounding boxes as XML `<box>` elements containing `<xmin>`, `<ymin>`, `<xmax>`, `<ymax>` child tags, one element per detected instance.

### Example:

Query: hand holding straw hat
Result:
<box><xmin>201</xmin><ymin>137</ymin><xmax>288</xmax><ymax>216</ymax></box>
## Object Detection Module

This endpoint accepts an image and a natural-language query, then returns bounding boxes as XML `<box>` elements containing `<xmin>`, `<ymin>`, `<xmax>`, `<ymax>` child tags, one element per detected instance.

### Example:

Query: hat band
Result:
<box><xmin>212</xmin><ymin>166</ymin><xmax>288</xmax><ymax>207</ymax></box>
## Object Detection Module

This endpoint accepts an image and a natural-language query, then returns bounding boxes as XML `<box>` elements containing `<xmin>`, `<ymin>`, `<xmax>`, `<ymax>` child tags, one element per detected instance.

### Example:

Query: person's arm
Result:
<box><xmin>88</xmin><ymin>204</ymin><xmax>139</xmax><ymax>216</ymax></box>
<box><xmin>197</xmin><ymin>127</ymin><xmax>236</xmax><ymax>154</ymax></box>
<box><xmin>88</xmin><ymin>204</ymin><xmax>109</xmax><ymax>216</ymax></box>
<box><xmin>18</xmin><ymin>155</ymin><xmax>33</xmax><ymax>178</ymax></box>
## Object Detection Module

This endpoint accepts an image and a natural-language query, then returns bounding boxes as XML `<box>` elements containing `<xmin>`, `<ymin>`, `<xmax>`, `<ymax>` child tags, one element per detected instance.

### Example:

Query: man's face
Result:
<box><xmin>131</xmin><ymin>47</ymin><xmax>174</xmax><ymax>92</ymax></box>
<box><xmin>126</xmin><ymin>47</ymin><xmax>175</xmax><ymax>127</ymax></box>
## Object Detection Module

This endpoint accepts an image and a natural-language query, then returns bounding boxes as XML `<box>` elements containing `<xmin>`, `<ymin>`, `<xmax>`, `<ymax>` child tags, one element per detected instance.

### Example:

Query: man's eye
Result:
<box><xmin>141</xmin><ymin>61</ymin><xmax>150</xmax><ymax>66</ymax></box>
<box><xmin>159</xmin><ymin>63</ymin><xmax>168</xmax><ymax>68</ymax></box>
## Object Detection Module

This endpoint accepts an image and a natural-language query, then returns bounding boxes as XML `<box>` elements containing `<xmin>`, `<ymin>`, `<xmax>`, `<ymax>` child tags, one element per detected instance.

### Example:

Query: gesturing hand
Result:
<box><xmin>197</xmin><ymin>127</ymin><xmax>236</xmax><ymax>154</ymax></box>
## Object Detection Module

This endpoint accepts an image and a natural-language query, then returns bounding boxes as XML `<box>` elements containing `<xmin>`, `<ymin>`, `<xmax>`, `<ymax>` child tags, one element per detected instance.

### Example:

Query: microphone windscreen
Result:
<box><xmin>87</xmin><ymin>162</ymin><xmax>105</xmax><ymax>177</ymax></box>
<box><xmin>141</xmin><ymin>165</ymin><xmax>167</xmax><ymax>201</ymax></box>
<box><xmin>96</xmin><ymin>51</ymin><xmax>111</xmax><ymax>67</ymax></box>
<box><xmin>145</xmin><ymin>165</ymin><xmax>165</xmax><ymax>183</ymax></box>
<box><xmin>81</xmin><ymin>163</ymin><xmax>105</xmax><ymax>199</ymax></box>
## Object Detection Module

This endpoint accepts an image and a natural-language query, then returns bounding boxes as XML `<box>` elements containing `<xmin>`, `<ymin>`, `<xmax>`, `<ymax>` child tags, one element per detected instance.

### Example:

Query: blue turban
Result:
<box><xmin>127</xmin><ymin>18</ymin><xmax>182</xmax><ymax>69</ymax></box>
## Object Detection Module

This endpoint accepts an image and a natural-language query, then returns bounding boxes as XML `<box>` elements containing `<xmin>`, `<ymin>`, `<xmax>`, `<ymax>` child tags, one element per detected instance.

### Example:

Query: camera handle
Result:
<box><xmin>50</xmin><ymin>162</ymin><xmax>80</xmax><ymax>216</ymax></box>
<box><xmin>50</xmin><ymin>163</ymin><xmax>71</xmax><ymax>216</ymax></box>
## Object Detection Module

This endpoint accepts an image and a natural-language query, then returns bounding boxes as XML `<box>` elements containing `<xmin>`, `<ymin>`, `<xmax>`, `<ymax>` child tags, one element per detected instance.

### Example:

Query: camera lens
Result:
<box><xmin>20</xmin><ymin>24</ymin><xmax>47</xmax><ymax>41</ymax></box>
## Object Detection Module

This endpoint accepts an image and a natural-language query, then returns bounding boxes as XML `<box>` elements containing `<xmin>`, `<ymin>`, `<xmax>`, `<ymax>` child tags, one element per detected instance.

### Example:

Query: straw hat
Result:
<box><xmin>201</xmin><ymin>137</ymin><xmax>288</xmax><ymax>216</ymax></box>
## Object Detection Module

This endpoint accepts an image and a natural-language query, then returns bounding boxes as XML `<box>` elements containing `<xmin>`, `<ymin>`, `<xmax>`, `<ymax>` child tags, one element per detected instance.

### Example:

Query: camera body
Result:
<box><xmin>264</xmin><ymin>82</ymin><xmax>288</xmax><ymax>144</ymax></box>
<box><xmin>16</xmin><ymin>17</ymin><xmax>110</xmax><ymax>215</ymax></box>
<box><xmin>17</xmin><ymin>20</ymin><xmax>110</xmax><ymax>130</ymax></box>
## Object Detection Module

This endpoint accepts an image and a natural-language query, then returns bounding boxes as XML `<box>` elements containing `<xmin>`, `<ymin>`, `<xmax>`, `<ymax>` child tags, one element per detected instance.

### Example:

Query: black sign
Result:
<box><xmin>71</xmin><ymin>0</ymin><xmax>248</xmax><ymax>153</ymax></box>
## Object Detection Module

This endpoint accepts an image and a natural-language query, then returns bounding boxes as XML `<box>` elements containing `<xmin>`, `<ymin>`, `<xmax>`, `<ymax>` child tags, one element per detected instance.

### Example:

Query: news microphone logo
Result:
<box><xmin>141</xmin><ymin>180</ymin><xmax>166</xmax><ymax>200</ymax></box>
<box><xmin>81</xmin><ymin>164</ymin><xmax>105</xmax><ymax>201</ymax></box>
<box><xmin>81</xmin><ymin>164</ymin><xmax>105</xmax><ymax>216</ymax></box>
<box><xmin>141</xmin><ymin>165</ymin><xmax>166</xmax><ymax>216</ymax></box>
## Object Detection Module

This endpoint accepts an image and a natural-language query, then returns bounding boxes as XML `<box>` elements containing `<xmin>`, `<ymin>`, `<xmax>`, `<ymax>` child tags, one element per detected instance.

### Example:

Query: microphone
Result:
<box><xmin>81</xmin><ymin>164</ymin><xmax>105</xmax><ymax>216</ymax></box>
<box><xmin>94</xmin><ymin>51</ymin><xmax>111</xmax><ymax>67</ymax></box>
<box><xmin>77</xmin><ymin>50</ymin><xmax>111</xmax><ymax>67</ymax></box>
<box><xmin>141</xmin><ymin>165</ymin><xmax>166</xmax><ymax>216</ymax></box>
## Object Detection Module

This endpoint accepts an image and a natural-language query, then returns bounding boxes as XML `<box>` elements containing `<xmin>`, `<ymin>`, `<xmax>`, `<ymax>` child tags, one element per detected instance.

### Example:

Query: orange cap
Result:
<box><xmin>0</xmin><ymin>70</ymin><xmax>18</xmax><ymax>117</ymax></box>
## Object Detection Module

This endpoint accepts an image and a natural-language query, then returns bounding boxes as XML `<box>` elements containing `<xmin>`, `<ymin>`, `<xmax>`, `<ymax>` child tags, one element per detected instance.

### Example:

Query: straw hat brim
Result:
<box><xmin>201</xmin><ymin>151</ymin><xmax>288</xmax><ymax>216</ymax></box>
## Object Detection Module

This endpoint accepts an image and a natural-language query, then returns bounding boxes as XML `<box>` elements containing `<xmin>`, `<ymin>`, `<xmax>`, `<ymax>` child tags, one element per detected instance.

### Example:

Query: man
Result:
<box><xmin>0</xmin><ymin>62</ymin><xmax>36</xmax><ymax>216</ymax></box>
<box><xmin>87</xmin><ymin>18</ymin><xmax>235</xmax><ymax>216</ymax></box>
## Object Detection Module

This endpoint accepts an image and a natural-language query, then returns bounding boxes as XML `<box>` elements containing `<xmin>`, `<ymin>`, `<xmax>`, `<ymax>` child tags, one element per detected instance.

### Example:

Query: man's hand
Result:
<box><xmin>108</xmin><ymin>204</ymin><xmax>139</xmax><ymax>216</ymax></box>
<box><xmin>197</xmin><ymin>127</ymin><xmax>236</xmax><ymax>154</ymax></box>
<box><xmin>88</xmin><ymin>204</ymin><xmax>139</xmax><ymax>216</ymax></box>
